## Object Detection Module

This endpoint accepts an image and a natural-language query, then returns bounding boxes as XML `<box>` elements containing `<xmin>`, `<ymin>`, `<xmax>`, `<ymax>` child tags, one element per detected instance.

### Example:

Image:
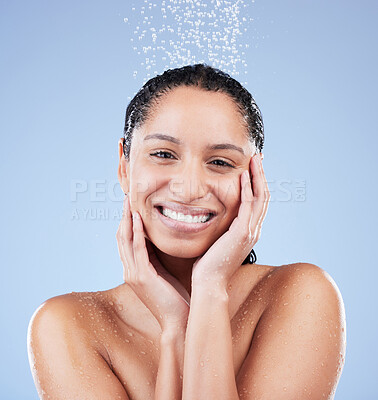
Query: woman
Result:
<box><xmin>27</xmin><ymin>63</ymin><xmax>346</xmax><ymax>399</ymax></box>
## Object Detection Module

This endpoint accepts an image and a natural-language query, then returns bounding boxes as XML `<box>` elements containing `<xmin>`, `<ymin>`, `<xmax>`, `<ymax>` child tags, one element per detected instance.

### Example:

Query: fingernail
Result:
<box><xmin>132</xmin><ymin>211</ymin><xmax>139</xmax><ymax>221</ymax></box>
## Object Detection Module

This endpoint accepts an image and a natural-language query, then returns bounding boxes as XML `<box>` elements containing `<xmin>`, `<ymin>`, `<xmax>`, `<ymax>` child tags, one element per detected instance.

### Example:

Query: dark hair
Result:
<box><xmin>123</xmin><ymin>63</ymin><xmax>262</xmax><ymax>265</ymax></box>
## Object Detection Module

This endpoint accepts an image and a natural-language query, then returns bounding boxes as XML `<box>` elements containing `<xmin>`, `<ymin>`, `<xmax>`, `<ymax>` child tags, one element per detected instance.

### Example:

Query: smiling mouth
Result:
<box><xmin>155</xmin><ymin>206</ymin><xmax>216</xmax><ymax>224</ymax></box>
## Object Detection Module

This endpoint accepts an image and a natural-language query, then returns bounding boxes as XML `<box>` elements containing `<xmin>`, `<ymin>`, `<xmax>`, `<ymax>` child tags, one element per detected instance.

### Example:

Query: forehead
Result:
<box><xmin>142</xmin><ymin>86</ymin><xmax>249</xmax><ymax>142</ymax></box>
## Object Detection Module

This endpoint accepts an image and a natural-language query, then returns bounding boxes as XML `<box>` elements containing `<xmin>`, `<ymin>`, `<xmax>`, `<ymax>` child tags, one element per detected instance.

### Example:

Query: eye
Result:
<box><xmin>150</xmin><ymin>151</ymin><xmax>176</xmax><ymax>159</ymax></box>
<box><xmin>210</xmin><ymin>159</ymin><xmax>235</xmax><ymax>168</ymax></box>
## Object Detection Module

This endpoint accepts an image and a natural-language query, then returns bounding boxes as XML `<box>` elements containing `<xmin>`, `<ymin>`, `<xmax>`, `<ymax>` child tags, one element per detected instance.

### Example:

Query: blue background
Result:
<box><xmin>1</xmin><ymin>1</ymin><xmax>377</xmax><ymax>398</ymax></box>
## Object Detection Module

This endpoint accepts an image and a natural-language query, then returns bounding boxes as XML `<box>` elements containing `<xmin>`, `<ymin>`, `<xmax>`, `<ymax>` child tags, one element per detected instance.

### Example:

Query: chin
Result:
<box><xmin>152</xmin><ymin>239</ymin><xmax>208</xmax><ymax>259</ymax></box>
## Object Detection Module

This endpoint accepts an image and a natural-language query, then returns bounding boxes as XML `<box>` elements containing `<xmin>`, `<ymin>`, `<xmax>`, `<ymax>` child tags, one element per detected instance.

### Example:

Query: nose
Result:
<box><xmin>169</xmin><ymin>161</ymin><xmax>208</xmax><ymax>203</ymax></box>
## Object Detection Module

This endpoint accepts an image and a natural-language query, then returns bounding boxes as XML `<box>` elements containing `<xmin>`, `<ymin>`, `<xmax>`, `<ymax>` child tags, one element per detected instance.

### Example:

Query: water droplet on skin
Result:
<box><xmin>278</xmin><ymin>329</ymin><xmax>283</xmax><ymax>334</ymax></box>
<box><xmin>200</xmin><ymin>361</ymin><xmax>204</xmax><ymax>366</ymax></box>
<box><xmin>283</xmin><ymin>387</ymin><xmax>287</xmax><ymax>391</ymax></box>
<box><xmin>306</xmin><ymin>294</ymin><xmax>311</xmax><ymax>299</ymax></box>
<box><xmin>243</xmin><ymin>310</ymin><xmax>248</xmax><ymax>315</ymax></box>
<box><xmin>101</xmin><ymin>328</ymin><xmax>105</xmax><ymax>331</ymax></box>
<box><xmin>109</xmin><ymin>301</ymin><xmax>114</xmax><ymax>306</ymax></box>
<box><xmin>118</xmin><ymin>305</ymin><xmax>123</xmax><ymax>311</ymax></box>
<box><xmin>283</xmin><ymin>302</ymin><xmax>289</xmax><ymax>306</ymax></box>
<box><xmin>140</xmin><ymin>351</ymin><xmax>146</xmax><ymax>355</ymax></box>
<box><xmin>127</xmin><ymin>331</ymin><xmax>133</xmax><ymax>336</ymax></box>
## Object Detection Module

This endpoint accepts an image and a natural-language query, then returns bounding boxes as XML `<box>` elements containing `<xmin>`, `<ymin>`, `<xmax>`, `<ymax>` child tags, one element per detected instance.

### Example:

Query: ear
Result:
<box><xmin>117</xmin><ymin>138</ymin><xmax>130</xmax><ymax>194</ymax></box>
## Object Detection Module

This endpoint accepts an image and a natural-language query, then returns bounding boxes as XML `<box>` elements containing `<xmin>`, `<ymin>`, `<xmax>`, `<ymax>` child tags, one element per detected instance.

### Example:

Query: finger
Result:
<box><xmin>250</xmin><ymin>153</ymin><xmax>264</xmax><ymax>198</ymax></box>
<box><xmin>119</xmin><ymin>195</ymin><xmax>134</xmax><ymax>281</ymax></box>
<box><xmin>132</xmin><ymin>211</ymin><xmax>151</xmax><ymax>282</ymax></box>
<box><xmin>250</xmin><ymin>155</ymin><xmax>270</xmax><ymax>241</ymax></box>
<box><xmin>227</xmin><ymin>160</ymin><xmax>255</xmax><ymax>243</ymax></box>
<box><xmin>254</xmin><ymin>156</ymin><xmax>271</xmax><ymax>234</ymax></box>
<box><xmin>238</xmin><ymin>153</ymin><xmax>264</xmax><ymax>236</ymax></box>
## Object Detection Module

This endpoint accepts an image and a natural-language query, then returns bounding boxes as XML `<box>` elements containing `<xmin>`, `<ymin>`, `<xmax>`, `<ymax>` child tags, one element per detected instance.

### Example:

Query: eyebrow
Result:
<box><xmin>144</xmin><ymin>133</ymin><xmax>245</xmax><ymax>155</ymax></box>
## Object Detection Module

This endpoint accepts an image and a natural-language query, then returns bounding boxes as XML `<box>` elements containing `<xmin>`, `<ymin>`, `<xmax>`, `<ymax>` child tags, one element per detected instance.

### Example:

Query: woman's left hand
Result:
<box><xmin>191</xmin><ymin>152</ymin><xmax>270</xmax><ymax>290</ymax></box>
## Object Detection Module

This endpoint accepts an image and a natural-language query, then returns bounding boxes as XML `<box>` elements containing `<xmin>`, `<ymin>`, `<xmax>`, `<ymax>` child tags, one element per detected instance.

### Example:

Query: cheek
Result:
<box><xmin>216</xmin><ymin>177</ymin><xmax>241</xmax><ymax>210</ymax></box>
<box><xmin>129</xmin><ymin>164</ymin><xmax>161</xmax><ymax>212</ymax></box>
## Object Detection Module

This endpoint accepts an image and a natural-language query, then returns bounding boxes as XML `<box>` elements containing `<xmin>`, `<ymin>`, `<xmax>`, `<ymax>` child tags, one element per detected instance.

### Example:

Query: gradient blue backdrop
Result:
<box><xmin>1</xmin><ymin>1</ymin><xmax>377</xmax><ymax>398</ymax></box>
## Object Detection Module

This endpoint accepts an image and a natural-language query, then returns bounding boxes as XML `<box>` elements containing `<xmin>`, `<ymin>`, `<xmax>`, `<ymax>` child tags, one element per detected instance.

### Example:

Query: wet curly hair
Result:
<box><xmin>122</xmin><ymin>63</ymin><xmax>262</xmax><ymax>265</ymax></box>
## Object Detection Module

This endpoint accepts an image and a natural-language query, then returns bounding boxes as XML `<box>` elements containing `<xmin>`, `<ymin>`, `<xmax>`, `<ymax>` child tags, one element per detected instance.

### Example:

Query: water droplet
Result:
<box><xmin>127</xmin><ymin>331</ymin><xmax>133</xmax><ymax>336</ymax></box>
<box><xmin>283</xmin><ymin>387</ymin><xmax>287</xmax><ymax>391</ymax></box>
<box><xmin>200</xmin><ymin>361</ymin><xmax>204</xmax><ymax>366</ymax></box>
<box><xmin>109</xmin><ymin>301</ymin><xmax>114</xmax><ymax>306</ymax></box>
<box><xmin>283</xmin><ymin>302</ymin><xmax>289</xmax><ymax>306</ymax></box>
<box><xmin>306</xmin><ymin>294</ymin><xmax>311</xmax><ymax>299</ymax></box>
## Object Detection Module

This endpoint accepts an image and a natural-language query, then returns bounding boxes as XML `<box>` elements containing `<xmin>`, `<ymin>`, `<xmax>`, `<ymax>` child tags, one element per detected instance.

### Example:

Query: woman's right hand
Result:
<box><xmin>116</xmin><ymin>194</ymin><xmax>190</xmax><ymax>332</ymax></box>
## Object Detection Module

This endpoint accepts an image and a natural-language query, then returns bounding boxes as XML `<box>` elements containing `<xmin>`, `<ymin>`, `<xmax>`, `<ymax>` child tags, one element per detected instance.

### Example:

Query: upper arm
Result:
<box><xmin>27</xmin><ymin>295</ymin><xmax>130</xmax><ymax>400</ymax></box>
<box><xmin>236</xmin><ymin>263</ymin><xmax>346</xmax><ymax>400</ymax></box>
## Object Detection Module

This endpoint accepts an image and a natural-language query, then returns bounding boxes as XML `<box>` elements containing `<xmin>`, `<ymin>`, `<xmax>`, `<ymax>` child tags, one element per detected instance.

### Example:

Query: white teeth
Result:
<box><xmin>161</xmin><ymin>207</ymin><xmax>211</xmax><ymax>223</ymax></box>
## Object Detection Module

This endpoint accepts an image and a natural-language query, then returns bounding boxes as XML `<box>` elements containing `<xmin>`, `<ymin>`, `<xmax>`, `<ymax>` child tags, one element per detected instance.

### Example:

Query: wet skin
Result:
<box><xmin>27</xmin><ymin>87</ymin><xmax>346</xmax><ymax>399</ymax></box>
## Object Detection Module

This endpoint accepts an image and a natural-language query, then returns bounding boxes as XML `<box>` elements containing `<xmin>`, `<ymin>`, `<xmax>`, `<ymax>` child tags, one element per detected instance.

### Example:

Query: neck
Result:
<box><xmin>153</xmin><ymin>244</ymin><xmax>197</xmax><ymax>298</ymax></box>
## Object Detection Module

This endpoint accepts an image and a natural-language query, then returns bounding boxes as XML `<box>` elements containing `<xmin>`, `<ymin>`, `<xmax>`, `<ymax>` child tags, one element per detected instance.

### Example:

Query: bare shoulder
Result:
<box><xmin>236</xmin><ymin>262</ymin><xmax>346</xmax><ymax>398</ymax></box>
<box><xmin>27</xmin><ymin>291</ymin><xmax>129</xmax><ymax>399</ymax></box>
<box><xmin>266</xmin><ymin>262</ymin><xmax>344</xmax><ymax>303</ymax></box>
<box><xmin>257</xmin><ymin>261</ymin><xmax>346</xmax><ymax>322</ymax></box>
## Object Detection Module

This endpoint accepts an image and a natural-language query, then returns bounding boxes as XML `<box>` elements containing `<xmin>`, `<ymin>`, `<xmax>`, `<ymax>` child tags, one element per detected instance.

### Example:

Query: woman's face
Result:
<box><xmin>119</xmin><ymin>86</ymin><xmax>255</xmax><ymax>259</ymax></box>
